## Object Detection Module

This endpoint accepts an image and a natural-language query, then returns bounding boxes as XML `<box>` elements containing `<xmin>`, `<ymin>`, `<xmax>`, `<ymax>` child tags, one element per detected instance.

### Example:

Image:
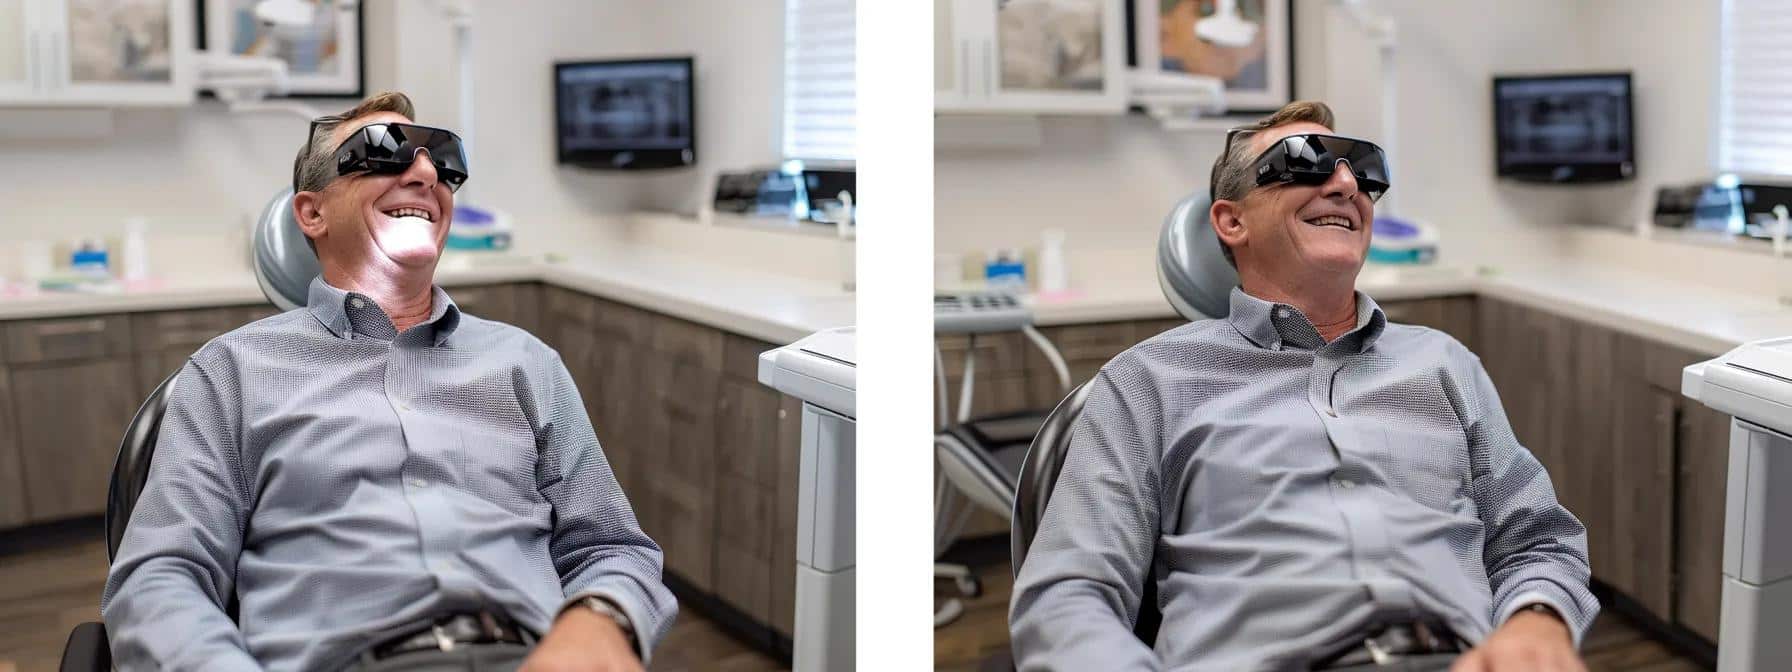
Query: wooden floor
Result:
<box><xmin>935</xmin><ymin>540</ymin><xmax>1709</xmax><ymax>672</ymax></box>
<box><xmin>0</xmin><ymin>518</ymin><xmax>784</xmax><ymax>672</ymax></box>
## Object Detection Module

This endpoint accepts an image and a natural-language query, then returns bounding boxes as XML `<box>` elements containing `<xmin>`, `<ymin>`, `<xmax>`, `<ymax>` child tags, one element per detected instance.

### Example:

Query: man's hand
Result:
<box><xmin>518</xmin><ymin>606</ymin><xmax>643</xmax><ymax>672</ymax></box>
<box><xmin>1450</xmin><ymin>610</ymin><xmax>1585</xmax><ymax>672</ymax></box>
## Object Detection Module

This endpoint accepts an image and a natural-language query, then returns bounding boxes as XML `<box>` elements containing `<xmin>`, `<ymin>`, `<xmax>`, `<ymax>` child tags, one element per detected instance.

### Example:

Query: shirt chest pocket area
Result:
<box><xmin>449</xmin><ymin>423</ymin><xmax>549</xmax><ymax>516</ymax></box>
<box><xmin>1353</xmin><ymin>420</ymin><xmax>1473</xmax><ymax>511</ymax></box>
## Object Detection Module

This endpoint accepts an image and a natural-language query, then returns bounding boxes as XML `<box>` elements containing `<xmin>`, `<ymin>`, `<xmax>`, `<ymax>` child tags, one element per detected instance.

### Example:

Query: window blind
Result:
<box><xmin>1718</xmin><ymin>0</ymin><xmax>1792</xmax><ymax>177</ymax></box>
<box><xmin>783</xmin><ymin>0</ymin><xmax>856</xmax><ymax>162</ymax></box>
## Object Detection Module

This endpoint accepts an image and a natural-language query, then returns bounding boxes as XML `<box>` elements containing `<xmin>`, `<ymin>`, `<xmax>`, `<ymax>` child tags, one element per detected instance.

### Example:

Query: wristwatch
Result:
<box><xmin>1518</xmin><ymin>602</ymin><xmax>1565</xmax><ymax>623</ymax></box>
<box><xmin>575</xmin><ymin>596</ymin><xmax>639</xmax><ymax>654</ymax></box>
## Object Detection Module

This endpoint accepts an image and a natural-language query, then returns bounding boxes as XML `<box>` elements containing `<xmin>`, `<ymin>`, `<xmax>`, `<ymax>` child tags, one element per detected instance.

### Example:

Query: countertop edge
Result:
<box><xmin>0</xmin><ymin>264</ymin><xmax>841</xmax><ymax>346</ymax></box>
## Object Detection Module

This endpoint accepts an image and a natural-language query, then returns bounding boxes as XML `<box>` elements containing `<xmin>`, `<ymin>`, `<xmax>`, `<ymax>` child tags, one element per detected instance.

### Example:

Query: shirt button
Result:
<box><xmin>408</xmin><ymin>477</ymin><xmax>429</xmax><ymax>488</ymax></box>
<box><xmin>1336</xmin><ymin>478</ymin><xmax>1356</xmax><ymax>489</ymax></box>
<box><xmin>350</xmin><ymin>297</ymin><xmax>365</xmax><ymax>309</ymax></box>
<box><xmin>1276</xmin><ymin>308</ymin><xmax>1289</xmax><ymax>318</ymax></box>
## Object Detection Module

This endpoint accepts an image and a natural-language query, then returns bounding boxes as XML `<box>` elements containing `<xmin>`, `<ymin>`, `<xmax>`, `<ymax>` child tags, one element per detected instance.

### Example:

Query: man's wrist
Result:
<box><xmin>557</xmin><ymin>596</ymin><xmax>639</xmax><ymax>656</ymax></box>
<box><xmin>1505</xmin><ymin>604</ymin><xmax>1572</xmax><ymax>644</ymax></box>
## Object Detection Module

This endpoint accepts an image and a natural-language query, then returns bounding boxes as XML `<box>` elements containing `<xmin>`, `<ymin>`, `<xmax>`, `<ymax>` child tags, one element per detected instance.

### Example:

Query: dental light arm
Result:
<box><xmin>1331</xmin><ymin>0</ymin><xmax>1399</xmax><ymax>216</ymax></box>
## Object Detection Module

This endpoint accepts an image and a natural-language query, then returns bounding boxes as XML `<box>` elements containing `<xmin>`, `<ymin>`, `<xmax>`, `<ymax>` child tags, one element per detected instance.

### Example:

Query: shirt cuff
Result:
<box><xmin>556</xmin><ymin>590</ymin><xmax>648</xmax><ymax>663</ymax></box>
<box><xmin>1496</xmin><ymin>589</ymin><xmax>1574</xmax><ymax>643</ymax></box>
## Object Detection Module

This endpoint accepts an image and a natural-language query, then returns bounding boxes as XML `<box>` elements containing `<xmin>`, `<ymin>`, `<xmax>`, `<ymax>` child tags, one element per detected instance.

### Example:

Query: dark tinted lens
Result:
<box><xmin>338</xmin><ymin>123</ymin><xmax>469</xmax><ymax>192</ymax></box>
<box><xmin>1259</xmin><ymin>134</ymin><xmax>1390</xmax><ymax>202</ymax></box>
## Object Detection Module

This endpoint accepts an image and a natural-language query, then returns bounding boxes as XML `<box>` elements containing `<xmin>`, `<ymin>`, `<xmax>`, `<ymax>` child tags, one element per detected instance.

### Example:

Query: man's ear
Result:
<box><xmin>292</xmin><ymin>189</ymin><xmax>327</xmax><ymax>246</ymax></box>
<box><xmin>1211</xmin><ymin>198</ymin><xmax>1247</xmax><ymax>253</ymax></box>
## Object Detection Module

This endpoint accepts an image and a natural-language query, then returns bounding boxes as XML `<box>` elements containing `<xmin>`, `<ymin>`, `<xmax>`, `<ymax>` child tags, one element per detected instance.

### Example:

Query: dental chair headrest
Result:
<box><xmin>252</xmin><ymin>187</ymin><xmax>320</xmax><ymax>312</ymax></box>
<box><xmin>1156</xmin><ymin>193</ymin><xmax>1240</xmax><ymax>321</ymax></box>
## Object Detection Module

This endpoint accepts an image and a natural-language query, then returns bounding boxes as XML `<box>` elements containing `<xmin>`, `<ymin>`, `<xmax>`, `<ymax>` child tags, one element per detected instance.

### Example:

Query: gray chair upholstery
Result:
<box><xmin>63</xmin><ymin>190</ymin><xmax>315</xmax><ymax>671</ymax></box>
<box><xmin>1008</xmin><ymin>192</ymin><xmax>1235</xmax><ymax>645</ymax></box>
<box><xmin>252</xmin><ymin>187</ymin><xmax>320</xmax><ymax>312</ymax></box>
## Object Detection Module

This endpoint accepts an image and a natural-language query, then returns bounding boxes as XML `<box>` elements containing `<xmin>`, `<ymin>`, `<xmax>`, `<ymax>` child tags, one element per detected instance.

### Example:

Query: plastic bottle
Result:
<box><xmin>122</xmin><ymin>217</ymin><xmax>150</xmax><ymax>281</ymax></box>
<box><xmin>1039</xmin><ymin>228</ymin><xmax>1068</xmax><ymax>293</ymax></box>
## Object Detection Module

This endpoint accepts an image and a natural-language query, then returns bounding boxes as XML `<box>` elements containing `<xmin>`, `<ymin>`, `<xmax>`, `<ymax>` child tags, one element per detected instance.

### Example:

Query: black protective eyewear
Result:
<box><xmin>1215</xmin><ymin>130</ymin><xmax>1390</xmax><ymax>203</ymax></box>
<box><xmin>297</xmin><ymin>121</ymin><xmax>469</xmax><ymax>193</ymax></box>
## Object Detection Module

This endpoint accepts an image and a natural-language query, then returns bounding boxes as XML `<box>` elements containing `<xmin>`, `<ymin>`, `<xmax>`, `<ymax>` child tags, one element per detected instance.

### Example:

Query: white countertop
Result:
<box><xmin>1028</xmin><ymin>259</ymin><xmax>1792</xmax><ymax>358</ymax></box>
<box><xmin>0</xmin><ymin>250</ymin><xmax>855</xmax><ymax>345</ymax></box>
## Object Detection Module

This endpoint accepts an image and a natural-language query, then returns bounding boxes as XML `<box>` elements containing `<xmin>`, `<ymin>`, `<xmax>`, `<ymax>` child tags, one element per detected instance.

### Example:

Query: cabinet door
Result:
<box><xmin>0</xmin><ymin>367</ymin><xmax>25</xmax><ymax>527</ymax></box>
<box><xmin>0</xmin><ymin>0</ymin><xmax>47</xmax><ymax>100</ymax></box>
<box><xmin>1556</xmin><ymin>318</ymin><xmax>1616</xmax><ymax>579</ymax></box>
<box><xmin>711</xmin><ymin>378</ymin><xmax>782</xmax><ymax>624</ymax></box>
<box><xmin>1604</xmin><ymin>375</ymin><xmax>1677</xmax><ymax>621</ymax></box>
<box><xmin>13</xmin><ymin>358</ymin><xmax>139</xmax><ymax>521</ymax></box>
<box><xmin>1676</xmin><ymin>399</ymin><xmax>1731</xmax><ymax>642</ymax></box>
<box><xmin>590</xmin><ymin>337</ymin><xmax>645</xmax><ymax>503</ymax></box>
<box><xmin>42</xmin><ymin>0</ymin><xmax>193</xmax><ymax>105</ymax></box>
<box><xmin>771</xmin><ymin>394</ymin><xmax>802</xmax><ymax>636</ymax></box>
<box><xmin>943</xmin><ymin>0</ymin><xmax>1127</xmax><ymax>114</ymax></box>
<box><xmin>445</xmin><ymin>284</ymin><xmax>517</xmax><ymax>326</ymax></box>
<box><xmin>935</xmin><ymin>0</ymin><xmax>965</xmax><ymax>105</ymax></box>
<box><xmin>131</xmin><ymin>306</ymin><xmax>245</xmax><ymax>398</ymax></box>
<box><xmin>1381</xmin><ymin>296</ymin><xmax>1478</xmax><ymax>353</ymax></box>
<box><xmin>638</xmin><ymin>317</ymin><xmax>725</xmax><ymax>592</ymax></box>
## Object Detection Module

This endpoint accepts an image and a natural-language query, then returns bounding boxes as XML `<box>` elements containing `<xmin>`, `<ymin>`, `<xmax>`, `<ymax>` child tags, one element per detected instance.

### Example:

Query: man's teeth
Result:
<box><xmin>1306</xmin><ymin>215</ymin><xmax>1353</xmax><ymax>229</ymax></box>
<box><xmin>383</xmin><ymin>207</ymin><xmax>433</xmax><ymax>222</ymax></box>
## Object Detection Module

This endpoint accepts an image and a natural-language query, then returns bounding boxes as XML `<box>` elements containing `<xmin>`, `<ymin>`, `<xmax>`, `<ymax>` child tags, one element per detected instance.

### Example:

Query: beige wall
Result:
<box><xmin>0</xmin><ymin>0</ymin><xmax>796</xmax><ymax>261</ymax></box>
<box><xmin>934</xmin><ymin>0</ymin><xmax>1709</xmax><ymax>274</ymax></box>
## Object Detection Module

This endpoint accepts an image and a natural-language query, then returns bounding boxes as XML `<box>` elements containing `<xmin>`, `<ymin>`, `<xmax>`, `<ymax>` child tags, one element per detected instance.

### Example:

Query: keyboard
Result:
<box><xmin>935</xmin><ymin>291</ymin><xmax>1033</xmax><ymax>334</ymax></box>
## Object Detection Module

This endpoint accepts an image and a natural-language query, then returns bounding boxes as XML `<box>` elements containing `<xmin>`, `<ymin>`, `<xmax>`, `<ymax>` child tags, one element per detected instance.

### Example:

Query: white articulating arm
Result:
<box><xmin>1332</xmin><ymin>0</ymin><xmax>1398</xmax><ymax>216</ymax></box>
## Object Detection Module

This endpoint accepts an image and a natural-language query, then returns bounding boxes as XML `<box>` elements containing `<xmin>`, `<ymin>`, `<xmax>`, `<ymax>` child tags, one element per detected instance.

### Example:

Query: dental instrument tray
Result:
<box><xmin>935</xmin><ymin>291</ymin><xmax>1033</xmax><ymax>334</ymax></box>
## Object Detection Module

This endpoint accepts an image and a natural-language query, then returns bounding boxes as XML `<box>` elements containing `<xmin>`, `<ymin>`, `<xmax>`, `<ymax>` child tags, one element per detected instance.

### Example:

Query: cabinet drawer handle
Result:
<box><xmin>34</xmin><ymin>319</ymin><xmax>108</xmax><ymax>337</ymax></box>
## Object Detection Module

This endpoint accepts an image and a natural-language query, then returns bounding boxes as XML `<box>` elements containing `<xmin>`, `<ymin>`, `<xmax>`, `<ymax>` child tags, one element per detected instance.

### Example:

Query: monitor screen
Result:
<box><xmin>555</xmin><ymin>57</ymin><xmax>696</xmax><ymax>170</ymax></box>
<box><xmin>1493</xmin><ymin>72</ymin><xmax>1634</xmax><ymax>183</ymax></box>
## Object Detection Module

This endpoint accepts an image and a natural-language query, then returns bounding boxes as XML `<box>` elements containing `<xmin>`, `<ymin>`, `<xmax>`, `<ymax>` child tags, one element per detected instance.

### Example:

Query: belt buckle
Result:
<box><xmin>432</xmin><ymin>623</ymin><xmax>457</xmax><ymax>652</ymax></box>
<box><xmin>1363</xmin><ymin>637</ymin><xmax>1397</xmax><ymax>665</ymax></box>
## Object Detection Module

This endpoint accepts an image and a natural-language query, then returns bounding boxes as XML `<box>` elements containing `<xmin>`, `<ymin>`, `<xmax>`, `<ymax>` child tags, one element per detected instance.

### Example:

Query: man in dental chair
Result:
<box><xmin>1010</xmin><ymin>101</ymin><xmax>1595</xmax><ymax>672</ymax></box>
<box><xmin>100</xmin><ymin>92</ymin><xmax>674</xmax><ymax>672</ymax></box>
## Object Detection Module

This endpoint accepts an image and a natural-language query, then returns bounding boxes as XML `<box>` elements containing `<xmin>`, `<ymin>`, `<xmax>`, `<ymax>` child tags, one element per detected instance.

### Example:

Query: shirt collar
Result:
<box><xmin>1226</xmin><ymin>286</ymin><xmax>1386</xmax><ymax>353</ymax></box>
<box><xmin>306</xmin><ymin>276</ymin><xmax>462</xmax><ymax>346</ymax></box>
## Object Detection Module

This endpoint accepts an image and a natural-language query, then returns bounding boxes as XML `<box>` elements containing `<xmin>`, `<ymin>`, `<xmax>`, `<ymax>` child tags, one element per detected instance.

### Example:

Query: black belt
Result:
<box><xmin>1309</xmin><ymin>619</ymin><xmax>1467</xmax><ymax>669</ymax></box>
<box><xmin>364</xmin><ymin>611</ymin><xmax>536</xmax><ymax>661</ymax></box>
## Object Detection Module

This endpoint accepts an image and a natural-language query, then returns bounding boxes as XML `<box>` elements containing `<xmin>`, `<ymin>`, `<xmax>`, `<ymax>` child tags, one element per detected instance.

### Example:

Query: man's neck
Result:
<box><xmin>321</xmin><ymin>260</ymin><xmax>437</xmax><ymax>333</ymax></box>
<box><xmin>1240</xmin><ymin>276</ymin><xmax>1358</xmax><ymax>343</ymax></box>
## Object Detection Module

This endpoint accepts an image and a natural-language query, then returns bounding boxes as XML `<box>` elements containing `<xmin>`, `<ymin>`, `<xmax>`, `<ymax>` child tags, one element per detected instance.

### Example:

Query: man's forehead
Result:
<box><xmin>1249</xmin><ymin>121</ymin><xmax>1334</xmax><ymax>155</ymax></box>
<box><xmin>331</xmin><ymin>111</ymin><xmax>414</xmax><ymax>145</ymax></box>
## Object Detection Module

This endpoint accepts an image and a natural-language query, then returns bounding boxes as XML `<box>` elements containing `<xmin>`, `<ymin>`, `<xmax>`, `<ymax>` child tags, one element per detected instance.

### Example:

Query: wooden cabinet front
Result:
<box><xmin>639</xmin><ymin>315</ymin><xmax>726</xmax><ymax>592</ymax></box>
<box><xmin>0</xmin><ymin>366</ymin><xmax>23</xmax><ymax>527</ymax></box>
<box><xmin>12</xmin><ymin>358</ymin><xmax>140</xmax><ymax>521</ymax></box>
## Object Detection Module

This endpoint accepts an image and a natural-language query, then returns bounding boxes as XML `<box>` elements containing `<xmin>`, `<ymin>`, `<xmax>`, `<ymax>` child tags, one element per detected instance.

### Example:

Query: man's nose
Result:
<box><xmin>399</xmin><ymin>149</ymin><xmax>440</xmax><ymax>190</ymax></box>
<box><xmin>1320</xmin><ymin>158</ymin><xmax>1361</xmax><ymax>200</ymax></box>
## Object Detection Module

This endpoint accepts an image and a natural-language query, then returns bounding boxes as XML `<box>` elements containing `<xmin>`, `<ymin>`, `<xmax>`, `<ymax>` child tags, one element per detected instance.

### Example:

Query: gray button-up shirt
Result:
<box><xmin>101</xmin><ymin>278</ymin><xmax>676</xmax><ymax>671</ymax></box>
<box><xmin>1010</xmin><ymin>288</ymin><xmax>1598</xmax><ymax>671</ymax></box>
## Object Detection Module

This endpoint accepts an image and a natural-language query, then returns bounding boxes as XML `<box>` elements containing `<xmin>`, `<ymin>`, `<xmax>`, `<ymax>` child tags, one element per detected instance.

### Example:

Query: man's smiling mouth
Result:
<box><xmin>1304</xmin><ymin>214</ymin><xmax>1355</xmax><ymax>230</ymax></box>
<box><xmin>380</xmin><ymin>207</ymin><xmax>435</xmax><ymax>222</ymax></box>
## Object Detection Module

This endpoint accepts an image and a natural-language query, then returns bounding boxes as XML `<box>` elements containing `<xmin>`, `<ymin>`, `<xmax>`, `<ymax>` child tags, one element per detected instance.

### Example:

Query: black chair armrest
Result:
<box><xmin>60</xmin><ymin>621</ymin><xmax>110</xmax><ymax>672</ymax></box>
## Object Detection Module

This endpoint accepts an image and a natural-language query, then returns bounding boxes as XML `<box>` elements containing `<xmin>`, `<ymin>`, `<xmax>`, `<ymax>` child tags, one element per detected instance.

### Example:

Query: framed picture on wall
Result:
<box><xmin>200</xmin><ymin>0</ymin><xmax>364</xmax><ymax>98</ymax></box>
<box><xmin>1132</xmin><ymin>0</ymin><xmax>1293</xmax><ymax>113</ymax></box>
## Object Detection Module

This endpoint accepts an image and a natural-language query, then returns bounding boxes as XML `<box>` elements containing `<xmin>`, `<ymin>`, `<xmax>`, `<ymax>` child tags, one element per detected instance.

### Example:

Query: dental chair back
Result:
<box><xmin>1010</xmin><ymin>193</ymin><xmax>1235</xmax><ymax>644</ymax></box>
<box><xmin>252</xmin><ymin>187</ymin><xmax>321</xmax><ymax>311</ymax></box>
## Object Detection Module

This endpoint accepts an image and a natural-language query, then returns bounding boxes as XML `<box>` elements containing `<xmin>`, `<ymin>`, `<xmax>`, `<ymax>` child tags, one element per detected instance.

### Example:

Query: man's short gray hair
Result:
<box><xmin>292</xmin><ymin>91</ymin><xmax>417</xmax><ymax>194</ymax></box>
<box><xmin>1207</xmin><ymin>101</ymin><xmax>1338</xmax><ymax>267</ymax></box>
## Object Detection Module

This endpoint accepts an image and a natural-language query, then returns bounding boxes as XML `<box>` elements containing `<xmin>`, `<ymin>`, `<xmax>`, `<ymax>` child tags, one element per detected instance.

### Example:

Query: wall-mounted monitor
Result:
<box><xmin>555</xmin><ymin>56</ymin><xmax>696</xmax><ymax>170</ymax></box>
<box><xmin>1493</xmin><ymin>72</ymin><xmax>1634</xmax><ymax>183</ymax></box>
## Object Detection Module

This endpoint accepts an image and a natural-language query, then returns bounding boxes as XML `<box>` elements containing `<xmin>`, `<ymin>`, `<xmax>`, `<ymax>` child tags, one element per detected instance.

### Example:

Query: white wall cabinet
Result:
<box><xmin>935</xmin><ymin>0</ymin><xmax>1126</xmax><ymax>115</ymax></box>
<box><xmin>2</xmin><ymin>0</ymin><xmax>193</xmax><ymax>106</ymax></box>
